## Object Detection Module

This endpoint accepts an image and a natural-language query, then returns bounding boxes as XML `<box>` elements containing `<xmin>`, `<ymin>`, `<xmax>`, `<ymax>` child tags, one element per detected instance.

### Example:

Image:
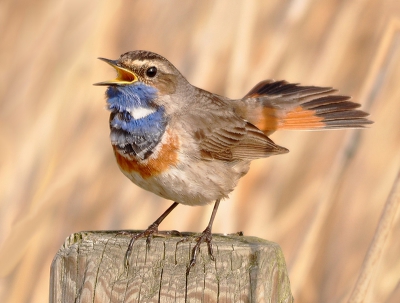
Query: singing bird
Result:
<box><xmin>95</xmin><ymin>50</ymin><xmax>372</xmax><ymax>269</ymax></box>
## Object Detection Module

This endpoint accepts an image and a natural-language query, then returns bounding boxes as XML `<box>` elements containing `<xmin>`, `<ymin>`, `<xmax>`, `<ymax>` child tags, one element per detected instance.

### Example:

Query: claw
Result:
<box><xmin>207</xmin><ymin>240</ymin><xmax>215</xmax><ymax>261</ymax></box>
<box><xmin>122</xmin><ymin>202</ymin><xmax>180</xmax><ymax>269</ymax></box>
<box><xmin>186</xmin><ymin>227</ymin><xmax>215</xmax><ymax>275</ymax></box>
<box><xmin>185</xmin><ymin>199</ymin><xmax>221</xmax><ymax>275</ymax></box>
<box><xmin>124</xmin><ymin>222</ymin><xmax>159</xmax><ymax>269</ymax></box>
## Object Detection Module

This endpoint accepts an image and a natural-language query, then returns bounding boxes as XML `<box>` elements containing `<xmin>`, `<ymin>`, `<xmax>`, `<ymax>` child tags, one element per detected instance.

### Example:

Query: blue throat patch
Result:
<box><xmin>106</xmin><ymin>83</ymin><xmax>167</xmax><ymax>159</ymax></box>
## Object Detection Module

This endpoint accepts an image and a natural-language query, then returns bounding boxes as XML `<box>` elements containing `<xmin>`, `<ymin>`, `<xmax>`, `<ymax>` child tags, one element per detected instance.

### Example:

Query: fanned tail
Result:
<box><xmin>238</xmin><ymin>80</ymin><xmax>373</xmax><ymax>135</ymax></box>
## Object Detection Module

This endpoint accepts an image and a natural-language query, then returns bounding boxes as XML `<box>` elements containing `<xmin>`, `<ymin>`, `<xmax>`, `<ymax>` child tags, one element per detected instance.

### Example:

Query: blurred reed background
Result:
<box><xmin>0</xmin><ymin>0</ymin><xmax>399</xmax><ymax>302</ymax></box>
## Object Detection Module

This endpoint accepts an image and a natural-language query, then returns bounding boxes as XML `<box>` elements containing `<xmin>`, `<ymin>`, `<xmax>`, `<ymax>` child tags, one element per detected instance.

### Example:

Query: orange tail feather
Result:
<box><xmin>239</xmin><ymin>80</ymin><xmax>372</xmax><ymax>134</ymax></box>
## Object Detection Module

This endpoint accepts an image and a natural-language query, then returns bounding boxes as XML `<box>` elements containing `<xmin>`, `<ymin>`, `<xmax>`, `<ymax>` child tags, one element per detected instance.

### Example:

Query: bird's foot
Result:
<box><xmin>122</xmin><ymin>226</ymin><xmax>183</xmax><ymax>268</ymax></box>
<box><xmin>124</xmin><ymin>222</ymin><xmax>159</xmax><ymax>268</ymax></box>
<box><xmin>186</xmin><ymin>226</ymin><xmax>215</xmax><ymax>275</ymax></box>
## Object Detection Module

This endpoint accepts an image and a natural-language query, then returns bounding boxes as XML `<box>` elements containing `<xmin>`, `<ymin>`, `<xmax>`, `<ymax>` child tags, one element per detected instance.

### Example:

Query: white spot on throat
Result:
<box><xmin>129</xmin><ymin>106</ymin><xmax>156</xmax><ymax>120</ymax></box>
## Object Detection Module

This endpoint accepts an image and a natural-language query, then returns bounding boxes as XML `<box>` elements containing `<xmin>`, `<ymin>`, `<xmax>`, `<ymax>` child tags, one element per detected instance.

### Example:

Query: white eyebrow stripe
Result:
<box><xmin>128</xmin><ymin>107</ymin><xmax>156</xmax><ymax>120</ymax></box>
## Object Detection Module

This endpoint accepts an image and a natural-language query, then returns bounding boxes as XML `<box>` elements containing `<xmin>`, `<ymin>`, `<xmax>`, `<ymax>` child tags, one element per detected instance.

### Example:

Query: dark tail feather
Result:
<box><xmin>241</xmin><ymin>80</ymin><xmax>373</xmax><ymax>132</ymax></box>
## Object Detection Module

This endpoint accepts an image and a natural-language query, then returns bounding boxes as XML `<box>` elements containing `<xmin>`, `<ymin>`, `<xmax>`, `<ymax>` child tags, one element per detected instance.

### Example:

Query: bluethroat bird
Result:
<box><xmin>94</xmin><ymin>50</ymin><xmax>372</xmax><ymax>271</ymax></box>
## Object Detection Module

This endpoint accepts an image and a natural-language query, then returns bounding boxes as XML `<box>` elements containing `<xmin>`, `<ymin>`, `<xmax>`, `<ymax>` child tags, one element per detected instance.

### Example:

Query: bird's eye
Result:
<box><xmin>146</xmin><ymin>66</ymin><xmax>157</xmax><ymax>78</ymax></box>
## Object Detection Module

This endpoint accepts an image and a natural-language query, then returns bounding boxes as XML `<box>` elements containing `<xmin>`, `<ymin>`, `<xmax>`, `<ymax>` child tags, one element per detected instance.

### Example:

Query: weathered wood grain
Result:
<box><xmin>50</xmin><ymin>231</ymin><xmax>293</xmax><ymax>303</ymax></box>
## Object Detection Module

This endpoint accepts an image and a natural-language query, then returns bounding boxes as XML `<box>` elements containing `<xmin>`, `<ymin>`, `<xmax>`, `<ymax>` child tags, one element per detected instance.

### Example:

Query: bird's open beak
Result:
<box><xmin>93</xmin><ymin>57</ymin><xmax>138</xmax><ymax>86</ymax></box>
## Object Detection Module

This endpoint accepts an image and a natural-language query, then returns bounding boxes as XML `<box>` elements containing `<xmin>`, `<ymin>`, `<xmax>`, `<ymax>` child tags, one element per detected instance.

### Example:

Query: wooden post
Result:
<box><xmin>50</xmin><ymin>231</ymin><xmax>293</xmax><ymax>303</ymax></box>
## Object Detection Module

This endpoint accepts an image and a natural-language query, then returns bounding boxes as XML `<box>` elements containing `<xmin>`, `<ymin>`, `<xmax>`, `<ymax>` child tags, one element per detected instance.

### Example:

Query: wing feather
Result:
<box><xmin>186</xmin><ymin>93</ymin><xmax>288</xmax><ymax>161</ymax></box>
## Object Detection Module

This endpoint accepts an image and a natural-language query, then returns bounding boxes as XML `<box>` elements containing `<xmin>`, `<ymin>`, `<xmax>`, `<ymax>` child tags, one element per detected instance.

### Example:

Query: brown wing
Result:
<box><xmin>197</xmin><ymin>121</ymin><xmax>288</xmax><ymax>161</ymax></box>
<box><xmin>187</xmin><ymin>92</ymin><xmax>288</xmax><ymax>161</ymax></box>
<box><xmin>235</xmin><ymin>80</ymin><xmax>372</xmax><ymax>135</ymax></box>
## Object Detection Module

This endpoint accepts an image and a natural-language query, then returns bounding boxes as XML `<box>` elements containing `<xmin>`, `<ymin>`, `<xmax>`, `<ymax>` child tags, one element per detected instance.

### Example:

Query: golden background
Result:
<box><xmin>1</xmin><ymin>0</ymin><xmax>400</xmax><ymax>302</ymax></box>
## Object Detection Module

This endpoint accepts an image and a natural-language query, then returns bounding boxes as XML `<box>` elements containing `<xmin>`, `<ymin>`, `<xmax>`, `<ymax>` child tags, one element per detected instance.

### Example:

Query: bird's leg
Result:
<box><xmin>187</xmin><ymin>199</ymin><xmax>221</xmax><ymax>274</ymax></box>
<box><xmin>124</xmin><ymin>201</ymin><xmax>179</xmax><ymax>268</ymax></box>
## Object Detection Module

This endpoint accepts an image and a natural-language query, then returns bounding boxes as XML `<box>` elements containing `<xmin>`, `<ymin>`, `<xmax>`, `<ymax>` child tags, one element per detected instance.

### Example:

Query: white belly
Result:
<box><xmin>120</xmin><ymin>159</ymin><xmax>250</xmax><ymax>206</ymax></box>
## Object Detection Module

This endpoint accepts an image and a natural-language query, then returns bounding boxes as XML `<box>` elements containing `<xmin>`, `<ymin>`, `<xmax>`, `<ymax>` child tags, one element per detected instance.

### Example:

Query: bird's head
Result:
<box><xmin>94</xmin><ymin>50</ymin><xmax>189</xmax><ymax>97</ymax></box>
<box><xmin>94</xmin><ymin>51</ymin><xmax>193</xmax><ymax>117</ymax></box>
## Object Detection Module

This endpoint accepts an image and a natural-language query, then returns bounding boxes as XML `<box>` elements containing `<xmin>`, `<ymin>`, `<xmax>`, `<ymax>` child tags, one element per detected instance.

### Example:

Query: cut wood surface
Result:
<box><xmin>50</xmin><ymin>231</ymin><xmax>293</xmax><ymax>303</ymax></box>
